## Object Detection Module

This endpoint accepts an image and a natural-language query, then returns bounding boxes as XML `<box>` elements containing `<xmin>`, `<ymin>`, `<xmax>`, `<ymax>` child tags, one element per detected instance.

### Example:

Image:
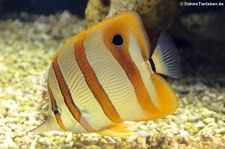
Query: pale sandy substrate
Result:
<box><xmin>0</xmin><ymin>12</ymin><xmax>224</xmax><ymax>149</ymax></box>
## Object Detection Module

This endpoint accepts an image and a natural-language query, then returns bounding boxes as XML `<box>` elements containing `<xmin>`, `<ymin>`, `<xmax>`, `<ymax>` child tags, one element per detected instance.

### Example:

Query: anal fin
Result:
<box><xmin>150</xmin><ymin>74</ymin><xmax>179</xmax><ymax>117</ymax></box>
<box><xmin>96</xmin><ymin>123</ymin><xmax>133</xmax><ymax>137</ymax></box>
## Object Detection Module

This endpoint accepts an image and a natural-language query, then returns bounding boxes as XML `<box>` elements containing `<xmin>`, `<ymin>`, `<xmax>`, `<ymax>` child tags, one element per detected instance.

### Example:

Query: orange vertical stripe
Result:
<box><xmin>115</xmin><ymin>57</ymin><xmax>158</xmax><ymax>118</ymax></box>
<box><xmin>47</xmin><ymin>82</ymin><xmax>66</xmax><ymax>130</ymax></box>
<box><xmin>52</xmin><ymin>57</ymin><xmax>94</xmax><ymax>132</ymax></box>
<box><xmin>74</xmin><ymin>36</ymin><xmax>122</xmax><ymax>123</ymax></box>
<box><xmin>103</xmin><ymin>32</ymin><xmax>159</xmax><ymax>119</ymax></box>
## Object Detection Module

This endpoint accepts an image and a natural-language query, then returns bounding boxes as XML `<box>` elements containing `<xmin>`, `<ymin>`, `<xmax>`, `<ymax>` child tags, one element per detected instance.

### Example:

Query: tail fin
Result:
<box><xmin>150</xmin><ymin>31</ymin><xmax>182</xmax><ymax>78</ymax></box>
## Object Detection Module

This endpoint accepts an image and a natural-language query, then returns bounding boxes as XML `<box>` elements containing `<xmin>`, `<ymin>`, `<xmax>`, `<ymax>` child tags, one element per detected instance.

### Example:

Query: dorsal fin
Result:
<box><xmin>150</xmin><ymin>31</ymin><xmax>182</xmax><ymax>78</ymax></box>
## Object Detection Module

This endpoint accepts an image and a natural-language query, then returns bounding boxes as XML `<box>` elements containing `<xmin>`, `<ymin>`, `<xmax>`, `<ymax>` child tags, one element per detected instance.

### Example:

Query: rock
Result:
<box><xmin>195</xmin><ymin>121</ymin><xmax>206</xmax><ymax>129</ymax></box>
<box><xmin>136</xmin><ymin>136</ymin><xmax>146</xmax><ymax>144</ymax></box>
<box><xmin>177</xmin><ymin>130</ymin><xmax>189</xmax><ymax>144</ymax></box>
<box><xmin>85</xmin><ymin>0</ymin><xmax>110</xmax><ymax>28</ymax></box>
<box><xmin>204</xmin><ymin>118</ymin><xmax>216</xmax><ymax>125</ymax></box>
<box><xmin>64</xmin><ymin>132</ymin><xmax>73</xmax><ymax>143</ymax></box>
<box><xmin>86</xmin><ymin>0</ymin><xmax>178</xmax><ymax>29</ymax></box>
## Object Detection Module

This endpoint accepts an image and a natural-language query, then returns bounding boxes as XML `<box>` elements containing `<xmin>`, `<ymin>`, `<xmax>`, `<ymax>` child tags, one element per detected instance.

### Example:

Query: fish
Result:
<box><xmin>31</xmin><ymin>11</ymin><xmax>181</xmax><ymax>137</ymax></box>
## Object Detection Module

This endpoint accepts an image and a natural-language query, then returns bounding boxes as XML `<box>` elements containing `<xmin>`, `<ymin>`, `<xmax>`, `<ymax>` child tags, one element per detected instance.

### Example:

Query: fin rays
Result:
<box><xmin>151</xmin><ymin>31</ymin><xmax>182</xmax><ymax>78</ymax></box>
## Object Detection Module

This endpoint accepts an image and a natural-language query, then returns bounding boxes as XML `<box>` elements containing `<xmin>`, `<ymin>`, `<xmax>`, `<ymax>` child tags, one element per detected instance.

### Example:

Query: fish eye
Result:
<box><xmin>111</xmin><ymin>34</ymin><xmax>124</xmax><ymax>47</ymax></box>
<box><xmin>54</xmin><ymin>109</ymin><xmax>60</xmax><ymax>115</ymax></box>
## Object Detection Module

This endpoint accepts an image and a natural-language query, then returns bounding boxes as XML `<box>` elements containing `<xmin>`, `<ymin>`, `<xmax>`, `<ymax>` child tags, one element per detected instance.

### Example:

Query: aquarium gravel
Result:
<box><xmin>0</xmin><ymin>11</ymin><xmax>224</xmax><ymax>148</ymax></box>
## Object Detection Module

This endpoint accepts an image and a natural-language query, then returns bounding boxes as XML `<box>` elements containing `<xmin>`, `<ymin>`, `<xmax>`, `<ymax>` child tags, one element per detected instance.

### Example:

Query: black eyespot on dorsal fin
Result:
<box><xmin>111</xmin><ymin>34</ymin><xmax>124</xmax><ymax>47</ymax></box>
